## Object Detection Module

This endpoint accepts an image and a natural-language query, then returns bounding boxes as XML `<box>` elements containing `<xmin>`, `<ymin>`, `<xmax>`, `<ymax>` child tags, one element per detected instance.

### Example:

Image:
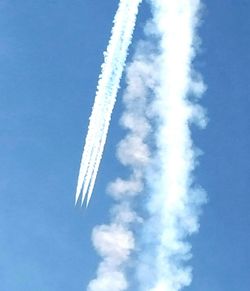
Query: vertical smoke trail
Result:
<box><xmin>75</xmin><ymin>0</ymin><xmax>142</xmax><ymax>206</ymax></box>
<box><xmin>87</xmin><ymin>49</ymin><xmax>156</xmax><ymax>291</ymax></box>
<box><xmin>136</xmin><ymin>1</ymin><xmax>207</xmax><ymax>290</ymax></box>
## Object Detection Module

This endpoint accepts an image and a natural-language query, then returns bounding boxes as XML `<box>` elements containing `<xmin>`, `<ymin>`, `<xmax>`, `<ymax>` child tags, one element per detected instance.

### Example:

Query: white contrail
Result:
<box><xmin>84</xmin><ymin>1</ymin><xmax>143</xmax><ymax>207</ymax></box>
<box><xmin>75</xmin><ymin>0</ymin><xmax>130</xmax><ymax>204</ymax></box>
<box><xmin>75</xmin><ymin>0</ymin><xmax>142</xmax><ymax>206</ymax></box>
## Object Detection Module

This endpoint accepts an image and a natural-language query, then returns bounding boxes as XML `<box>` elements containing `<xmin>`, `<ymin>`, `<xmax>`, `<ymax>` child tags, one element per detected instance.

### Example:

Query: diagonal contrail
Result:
<box><xmin>84</xmin><ymin>1</ymin><xmax>143</xmax><ymax>207</ymax></box>
<box><xmin>75</xmin><ymin>0</ymin><xmax>142</xmax><ymax>206</ymax></box>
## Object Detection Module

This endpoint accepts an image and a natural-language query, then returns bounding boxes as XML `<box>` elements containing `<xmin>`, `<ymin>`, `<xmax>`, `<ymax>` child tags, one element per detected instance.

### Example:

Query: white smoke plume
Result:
<box><xmin>135</xmin><ymin>1</ymin><xmax>207</xmax><ymax>290</ymax></box>
<box><xmin>87</xmin><ymin>45</ymin><xmax>156</xmax><ymax>291</ymax></box>
<box><xmin>75</xmin><ymin>0</ymin><xmax>142</xmax><ymax>206</ymax></box>
<box><xmin>87</xmin><ymin>224</ymin><xmax>135</xmax><ymax>291</ymax></box>
<box><xmin>86</xmin><ymin>0</ymin><xmax>207</xmax><ymax>290</ymax></box>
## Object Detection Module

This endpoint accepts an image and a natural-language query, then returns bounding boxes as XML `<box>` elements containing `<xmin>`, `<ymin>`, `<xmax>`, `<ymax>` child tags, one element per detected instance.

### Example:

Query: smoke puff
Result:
<box><xmin>87</xmin><ymin>269</ymin><xmax>127</xmax><ymax>291</ymax></box>
<box><xmin>117</xmin><ymin>135</ymin><xmax>151</xmax><ymax>167</ymax></box>
<box><xmin>107</xmin><ymin>177</ymin><xmax>143</xmax><ymax>199</ymax></box>
<box><xmin>92</xmin><ymin>224</ymin><xmax>135</xmax><ymax>263</ymax></box>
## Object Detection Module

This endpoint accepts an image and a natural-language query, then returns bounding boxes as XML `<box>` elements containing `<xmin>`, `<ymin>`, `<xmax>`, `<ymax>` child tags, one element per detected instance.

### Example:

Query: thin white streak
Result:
<box><xmin>75</xmin><ymin>0</ymin><xmax>142</xmax><ymax>206</ymax></box>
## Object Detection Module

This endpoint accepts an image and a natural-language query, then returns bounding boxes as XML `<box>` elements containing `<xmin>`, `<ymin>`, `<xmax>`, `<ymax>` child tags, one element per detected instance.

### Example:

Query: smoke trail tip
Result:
<box><xmin>75</xmin><ymin>187</ymin><xmax>86</xmax><ymax>208</ymax></box>
<box><xmin>75</xmin><ymin>184</ymin><xmax>82</xmax><ymax>206</ymax></box>
<box><xmin>86</xmin><ymin>192</ymin><xmax>92</xmax><ymax>208</ymax></box>
<box><xmin>75</xmin><ymin>195</ymin><xmax>79</xmax><ymax>206</ymax></box>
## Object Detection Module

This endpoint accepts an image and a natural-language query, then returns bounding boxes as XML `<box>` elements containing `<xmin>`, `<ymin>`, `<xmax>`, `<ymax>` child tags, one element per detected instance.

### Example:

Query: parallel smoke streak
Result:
<box><xmin>85</xmin><ymin>0</ymin><xmax>143</xmax><ymax>206</ymax></box>
<box><xmin>75</xmin><ymin>0</ymin><xmax>142</xmax><ymax>206</ymax></box>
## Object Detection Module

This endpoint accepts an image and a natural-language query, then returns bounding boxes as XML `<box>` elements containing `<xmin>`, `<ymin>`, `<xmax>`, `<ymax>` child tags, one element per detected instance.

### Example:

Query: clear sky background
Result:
<box><xmin>0</xmin><ymin>1</ymin><xmax>249</xmax><ymax>290</ymax></box>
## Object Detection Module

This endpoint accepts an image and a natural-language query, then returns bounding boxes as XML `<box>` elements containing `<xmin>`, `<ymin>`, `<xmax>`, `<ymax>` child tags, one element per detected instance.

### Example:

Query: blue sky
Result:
<box><xmin>0</xmin><ymin>1</ymin><xmax>249</xmax><ymax>290</ymax></box>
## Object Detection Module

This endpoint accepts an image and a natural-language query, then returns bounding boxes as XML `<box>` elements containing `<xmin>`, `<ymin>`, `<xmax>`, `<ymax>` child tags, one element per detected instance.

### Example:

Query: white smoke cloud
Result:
<box><xmin>117</xmin><ymin>135</ymin><xmax>151</xmax><ymax>167</ymax></box>
<box><xmin>134</xmin><ymin>1</ymin><xmax>207</xmax><ymax>290</ymax></box>
<box><xmin>88</xmin><ymin>268</ymin><xmax>128</xmax><ymax>291</ymax></box>
<box><xmin>107</xmin><ymin>176</ymin><xmax>143</xmax><ymax>200</ymax></box>
<box><xmin>87</xmin><ymin>41</ymin><xmax>156</xmax><ymax>291</ymax></box>
<box><xmin>87</xmin><ymin>224</ymin><xmax>135</xmax><ymax>291</ymax></box>
<box><xmin>85</xmin><ymin>0</ymin><xmax>207</xmax><ymax>290</ymax></box>
<box><xmin>92</xmin><ymin>224</ymin><xmax>135</xmax><ymax>264</ymax></box>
